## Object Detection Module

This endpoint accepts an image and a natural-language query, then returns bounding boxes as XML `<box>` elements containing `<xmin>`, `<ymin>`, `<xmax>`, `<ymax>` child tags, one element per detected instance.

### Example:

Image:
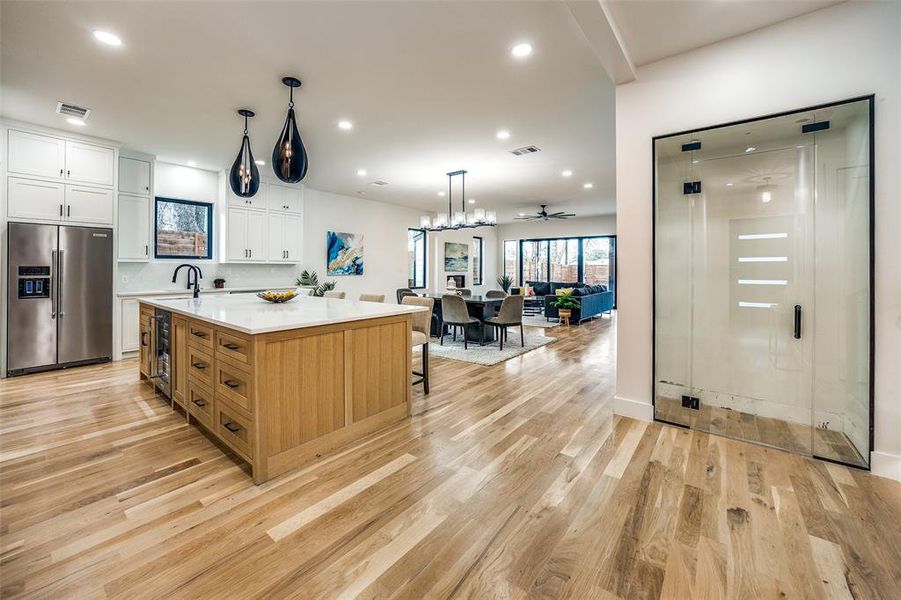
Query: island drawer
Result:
<box><xmin>187</xmin><ymin>381</ymin><xmax>215</xmax><ymax>429</ymax></box>
<box><xmin>187</xmin><ymin>346</ymin><xmax>214</xmax><ymax>387</ymax></box>
<box><xmin>216</xmin><ymin>403</ymin><xmax>252</xmax><ymax>460</ymax></box>
<box><xmin>215</xmin><ymin>329</ymin><xmax>253</xmax><ymax>367</ymax></box>
<box><xmin>187</xmin><ymin>320</ymin><xmax>214</xmax><ymax>351</ymax></box>
<box><xmin>214</xmin><ymin>362</ymin><xmax>253</xmax><ymax>414</ymax></box>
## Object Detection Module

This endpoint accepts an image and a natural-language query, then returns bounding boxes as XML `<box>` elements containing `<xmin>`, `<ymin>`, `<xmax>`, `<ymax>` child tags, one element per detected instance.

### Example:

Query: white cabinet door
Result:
<box><xmin>246</xmin><ymin>209</ymin><xmax>266</xmax><ymax>262</ymax></box>
<box><xmin>267</xmin><ymin>213</ymin><xmax>286</xmax><ymax>262</ymax></box>
<box><xmin>227</xmin><ymin>180</ymin><xmax>266</xmax><ymax>209</ymax></box>
<box><xmin>121</xmin><ymin>298</ymin><xmax>140</xmax><ymax>352</ymax></box>
<box><xmin>226</xmin><ymin>206</ymin><xmax>249</xmax><ymax>261</ymax></box>
<box><xmin>119</xmin><ymin>157</ymin><xmax>151</xmax><ymax>195</ymax></box>
<box><xmin>65</xmin><ymin>141</ymin><xmax>115</xmax><ymax>186</ymax></box>
<box><xmin>7</xmin><ymin>177</ymin><xmax>66</xmax><ymax>221</ymax></box>
<box><xmin>65</xmin><ymin>185</ymin><xmax>114</xmax><ymax>225</ymax></box>
<box><xmin>8</xmin><ymin>130</ymin><xmax>66</xmax><ymax>179</ymax></box>
<box><xmin>267</xmin><ymin>183</ymin><xmax>285</xmax><ymax>211</ymax></box>
<box><xmin>283</xmin><ymin>186</ymin><xmax>303</xmax><ymax>214</ymax></box>
<box><xmin>118</xmin><ymin>194</ymin><xmax>150</xmax><ymax>260</ymax></box>
<box><xmin>284</xmin><ymin>214</ymin><xmax>302</xmax><ymax>263</ymax></box>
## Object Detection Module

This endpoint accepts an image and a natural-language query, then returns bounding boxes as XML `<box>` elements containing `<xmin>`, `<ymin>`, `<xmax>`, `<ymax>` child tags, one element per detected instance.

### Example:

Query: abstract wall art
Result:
<box><xmin>327</xmin><ymin>231</ymin><xmax>364</xmax><ymax>275</ymax></box>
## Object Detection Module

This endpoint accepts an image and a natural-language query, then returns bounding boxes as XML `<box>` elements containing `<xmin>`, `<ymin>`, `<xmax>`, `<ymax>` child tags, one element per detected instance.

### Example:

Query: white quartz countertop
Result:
<box><xmin>118</xmin><ymin>284</ymin><xmax>302</xmax><ymax>298</ymax></box>
<box><xmin>137</xmin><ymin>294</ymin><xmax>426</xmax><ymax>334</ymax></box>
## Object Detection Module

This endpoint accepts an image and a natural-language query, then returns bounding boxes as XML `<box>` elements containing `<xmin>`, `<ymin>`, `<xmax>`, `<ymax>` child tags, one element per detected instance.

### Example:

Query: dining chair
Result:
<box><xmin>440</xmin><ymin>294</ymin><xmax>480</xmax><ymax>348</ymax></box>
<box><xmin>485</xmin><ymin>290</ymin><xmax>507</xmax><ymax>299</ymax></box>
<box><xmin>485</xmin><ymin>295</ymin><xmax>525</xmax><ymax>351</ymax></box>
<box><xmin>457</xmin><ymin>288</ymin><xmax>472</xmax><ymax>297</ymax></box>
<box><xmin>323</xmin><ymin>290</ymin><xmax>346</xmax><ymax>299</ymax></box>
<box><xmin>396</xmin><ymin>288</ymin><xmax>415</xmax><ymax>303</ymax></box>
<box><xmin>359</xmin><ymin>293</ymin><xmax>385</xmax><ymax>302</ymax></box>
<box><xmin>402</xmin><ymin>296</ymin><xmax>434</xmax><ymax>394</ymax></box>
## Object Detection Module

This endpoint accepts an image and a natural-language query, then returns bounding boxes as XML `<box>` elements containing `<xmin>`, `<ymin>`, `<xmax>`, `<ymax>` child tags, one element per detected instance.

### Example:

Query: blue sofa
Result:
<box><xmin>544</xmin><ymin>284</ymin><xmax>614</xmax><ymax>323</ymax></box>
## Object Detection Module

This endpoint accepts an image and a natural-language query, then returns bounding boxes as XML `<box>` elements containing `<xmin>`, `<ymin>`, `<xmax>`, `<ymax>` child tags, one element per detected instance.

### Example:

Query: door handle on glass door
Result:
<box><xmin>794</xmin><ymin>305</ymin><xmax>802</xmax><ymax>339</ymax></box>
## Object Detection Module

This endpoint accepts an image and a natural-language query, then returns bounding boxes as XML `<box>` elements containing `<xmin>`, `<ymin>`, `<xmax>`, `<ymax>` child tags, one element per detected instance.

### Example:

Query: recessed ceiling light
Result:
<box><xmin>93</xmin><ymin>30</ymin><xmax>122</xmax><ymax>47</ymax></box>
<box><xmin>187</xmin><ymin>160</ymin><xmax>197</xmax><ymax>167</ymax></box>
<box><xmin>496</xmin><ymin>130</ymin><xmax>510</xmax><ymax>140</ymax></box>
<box><xmin>66</xmin><ymin>117</ymin><xmax>86</xmax><ymax>127</ymax></box>
<box><xmin>511</xmin><ymin>42</ymin><xmax>532</xmax><ymax>58</ymax></box>
<box><xmin>745</xmin><ymin>146</ymin><xmax>756</xmax><ymax>153</ymax></box>
<box><xmin>692</xmin><ymin>159</ymin><xmax>700</xmax><ymax>164</ymax></box>
<box><xmin>255</xmin><ymin>160</ymin><xmax>265</xmax><ymax>166</ymax></box>
<box><xmin>583</xmin><ymin>182</ymin><xmax>593</xmax><ymax>189</ymax></box>
<box><xmin>438</xmin><ymin>191</ymin><xmax>446</xmax><ymax>197</ymax></box>
<box><xmin>356</xmin><ymin>169</ymin><xmax>367</xmax><ymax>176</ymax></box>
<box><xmin>518</xmin><ymin>212</ymin><xmax>526</xmax><ymax>217</ymax></box>
<box><xmin>726</xmin><ymin>183</ymin><xmax>734</xmax><ymax>187</ymax></box>
<box><xmin>338</xmin><ymin>120</ymin><xmax>353</xmax><ymax>130</ymax></box>
<box><xmin>561</xmin><ymin>170</ymin><xmax>572</xmax><ymax>177</ymax></box>
<box><xmin>468</xmin><ymin>198</ymin><xmax>476</xmax><ymax>204</ymax></box>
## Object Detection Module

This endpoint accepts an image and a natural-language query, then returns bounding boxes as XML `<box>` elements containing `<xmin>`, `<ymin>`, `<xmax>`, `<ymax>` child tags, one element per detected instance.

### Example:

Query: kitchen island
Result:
<box><xmin>138</xmin><ymin>294</ymin><xmax>425</xmax><ymax>483</ymax></box>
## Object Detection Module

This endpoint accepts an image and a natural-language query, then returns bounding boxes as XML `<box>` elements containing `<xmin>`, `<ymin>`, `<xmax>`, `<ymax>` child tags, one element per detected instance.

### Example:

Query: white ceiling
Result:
<box><xmin>606</xmin><ymin>0</ymin><xmax>845</xmax><ymax>67</ymax></box>
<box><xmin>0</xmin><ymin>1</ymin><xmax>616</xmax><ymax>223</ymax></box>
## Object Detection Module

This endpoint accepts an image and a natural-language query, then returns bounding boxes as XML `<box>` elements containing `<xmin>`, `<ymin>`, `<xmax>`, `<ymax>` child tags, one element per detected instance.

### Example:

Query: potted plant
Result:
<box><xmin>549</xmin><ymin>292</ymin><xmax>581</xmax><ymax>324</ymax></box>
<box><xmin>213</xmin><ymin>278</ymin><xmax>226</xmax><ymax>289</ymax></box>
<box><xmin>496</xmin><ymin>274</ymin><xmax>512</xmax><ymax>293</ymax></box>
<box><xmin>296</xmin><ymin>270</ymin><xmax>337</xmax><ymax>297</ymax></box>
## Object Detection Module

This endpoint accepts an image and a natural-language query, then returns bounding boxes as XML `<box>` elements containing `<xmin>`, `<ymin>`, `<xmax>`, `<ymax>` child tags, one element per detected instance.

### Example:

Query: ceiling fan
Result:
<box><xmin>515</xmin><ymin>205</ymin><xmax>576</xmax><ymax>221</ymax></box>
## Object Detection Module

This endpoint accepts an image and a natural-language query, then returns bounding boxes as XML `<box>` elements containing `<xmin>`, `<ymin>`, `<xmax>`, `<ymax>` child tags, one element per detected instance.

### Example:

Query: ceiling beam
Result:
<box><xmin>564</xmin><ymin>0</ymin><xmax>636</xmax><ymax>84</ymax></box>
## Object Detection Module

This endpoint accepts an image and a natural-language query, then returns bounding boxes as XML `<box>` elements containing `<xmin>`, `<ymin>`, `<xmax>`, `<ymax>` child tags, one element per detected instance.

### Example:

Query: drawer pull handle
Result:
<box><xmin>223</xmin><ymin>421</ymin><xmax>241</xmax><ymax>433</ymax></box>
<box><xmin>223</xmin><ymin>342</ymin><xmax>240</xmax><ymax>350</ymax></box>
<box><xmin>192</xmin><ymin>398</ymin><xmax>206</xmax><ymax>407</ymax></box>
<box><xmin>223</xmin><ymin>379</ymin><xmax>240</xmax><ymax>389</ymax></box>
<box><xmin>191</xmin><ymin>330</ymin><xmax>207</xmax><ymax>338</ymax></box>
<box><xmin>192</xmin><ymin>362</ymin><xmax>207</xmax><ymax>370</ymax></box>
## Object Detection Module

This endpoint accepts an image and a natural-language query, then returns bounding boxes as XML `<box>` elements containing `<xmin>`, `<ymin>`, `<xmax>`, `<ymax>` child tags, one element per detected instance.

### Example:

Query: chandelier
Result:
<box><xmin>420</xmin><ymin>170</ymin><xmax>496</xmax><ymax>231</ymax></box>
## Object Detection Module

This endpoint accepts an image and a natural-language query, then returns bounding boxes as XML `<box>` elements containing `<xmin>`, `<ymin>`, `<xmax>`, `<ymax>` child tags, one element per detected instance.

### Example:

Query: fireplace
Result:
<box><xmin>446</xmin><ymin>274</ymin><xmax>466</xmax><ymax>288</ymax></box>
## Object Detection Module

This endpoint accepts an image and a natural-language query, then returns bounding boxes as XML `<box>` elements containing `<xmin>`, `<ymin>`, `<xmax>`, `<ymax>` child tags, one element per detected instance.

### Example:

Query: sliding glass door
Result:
<box><xmin>654</xmin><ymin>97</ymin><xmax>872</xmax><ymax>468</ymax></box>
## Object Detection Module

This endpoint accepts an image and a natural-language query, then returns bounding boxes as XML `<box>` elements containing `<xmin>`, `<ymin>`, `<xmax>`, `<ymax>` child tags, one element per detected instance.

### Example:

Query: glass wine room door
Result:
<box><xmin>653</xmin><ymin>98</ymin><xmax>872</xmax><ymax>468</ymax></box>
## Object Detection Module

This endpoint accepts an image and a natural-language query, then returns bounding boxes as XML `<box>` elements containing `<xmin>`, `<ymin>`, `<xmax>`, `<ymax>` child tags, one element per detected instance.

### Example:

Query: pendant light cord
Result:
<box><xmin>289</xmin><ymin>86</ymin><xmax>295</xmax><ymax>109</ymax></box>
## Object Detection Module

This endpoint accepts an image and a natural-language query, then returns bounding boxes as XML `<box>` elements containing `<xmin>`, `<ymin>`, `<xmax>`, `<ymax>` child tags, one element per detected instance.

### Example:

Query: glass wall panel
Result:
<box><xmin>550</xmin><ymin>239</ymin><xmax>579</xmax><ymax>281</ymax></box>
<box><xmin>654</xmin><ymin>98</ymin><xmax>871</xmax><ymax>468</ymax></box>
<box><xmin>521</xmin><ymin>240</ymin><xmax>548</xmax><ymax>282</ymax></box>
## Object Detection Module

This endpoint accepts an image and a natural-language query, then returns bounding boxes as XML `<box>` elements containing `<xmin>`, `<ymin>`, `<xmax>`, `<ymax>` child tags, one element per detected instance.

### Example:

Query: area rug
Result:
<box><xmin>521</xmin><ymin>315</ymin><xmax>560</xmax><ymax>328</ymax></box>
<box><xmin>417</xmin><ymin>329</ymin><xmax>556</xmax><ymax>366</ymax></box>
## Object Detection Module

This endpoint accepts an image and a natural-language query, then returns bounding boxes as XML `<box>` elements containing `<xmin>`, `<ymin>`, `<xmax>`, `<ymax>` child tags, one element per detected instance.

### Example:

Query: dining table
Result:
<box><xmin>420</xmin><ymin>293</ymin><xmax>504</xmax><ymax>343</ymax></box>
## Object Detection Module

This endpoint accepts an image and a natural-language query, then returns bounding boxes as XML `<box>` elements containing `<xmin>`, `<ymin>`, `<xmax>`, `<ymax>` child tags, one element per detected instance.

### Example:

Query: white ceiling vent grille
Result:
<box><xmin>509</xmin><ymin>145</ymin><xmax>541</xmax><ymax>156</ymax></box>
<box><xmin>370</xmin><ymin>180</ymin><xmax>389</xmax><ymax>186</ymax></box>
<box><xmin>55</xmin><ymin>102</ymin><xmax>91</xmax><ymax>120</ymax></box>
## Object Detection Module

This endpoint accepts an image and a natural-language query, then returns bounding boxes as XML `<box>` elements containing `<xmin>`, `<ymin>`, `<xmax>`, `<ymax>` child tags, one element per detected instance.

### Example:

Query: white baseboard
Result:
<box><xmin>870</xmin><ymin>451</ymin><xmax>901</xmax><ymax>482</ymax></box>
<box><xmin>614</xmin><ymin>395</ymin><xmax>654</xmax><ymax>422</ymax></box>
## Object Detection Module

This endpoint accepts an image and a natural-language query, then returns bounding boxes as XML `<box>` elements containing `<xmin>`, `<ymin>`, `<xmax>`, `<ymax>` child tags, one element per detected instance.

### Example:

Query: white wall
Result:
<box><xmin>429</xmin><ymin>228</ymin><xmax>497</xmax><ymax>294</ymax></box>
<box><xmin>614</xmin><ymin>1</ymin><xmax>901</xmax><ymax>479</ymax></box>
<box><xmin>119</xmin><ymin>162</ymin><xmax>428</xmax><ymax>302</ymax></box>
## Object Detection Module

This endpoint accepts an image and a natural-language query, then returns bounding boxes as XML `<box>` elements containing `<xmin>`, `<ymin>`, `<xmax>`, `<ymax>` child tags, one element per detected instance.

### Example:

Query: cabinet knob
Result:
<box><xmin>59</xmin><ymin>169</ymin><xmax>64</xmax><ymax>176</ymax></box>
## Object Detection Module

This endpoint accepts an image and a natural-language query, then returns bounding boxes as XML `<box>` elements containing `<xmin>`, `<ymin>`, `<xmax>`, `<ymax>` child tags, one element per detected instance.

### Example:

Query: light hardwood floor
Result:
<box><xmin>1</xmin><ymin>316</ymin><xmax>900</xmax><ymax>599</ymax></box>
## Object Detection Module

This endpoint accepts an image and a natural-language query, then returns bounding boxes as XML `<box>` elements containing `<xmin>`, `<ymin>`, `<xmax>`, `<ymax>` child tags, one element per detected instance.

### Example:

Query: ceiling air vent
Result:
<box><xmin>56</xmin><ymin>102</ymin><xmax>91</xmax><ymax>120</ymax></box>
<box><xmin>370</xmin><ymin>180</ymin><xmax>389</xmax><ymax>186</ymax></box>
<box><xmin>509</xmin><ymin>145</ymin><xmax>541</xmax><ymax>156</ymax></box>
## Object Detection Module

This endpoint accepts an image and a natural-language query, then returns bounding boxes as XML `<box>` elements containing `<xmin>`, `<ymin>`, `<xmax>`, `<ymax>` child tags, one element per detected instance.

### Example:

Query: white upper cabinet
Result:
<box><xmin>65</xmin><ymin>185</ymin><xmax>114</xmax><ymax>225</ymax></box>
<box><xmin>7</xmin><ymin>177</ymin><xmax>66</xmax><ymax>221</ymax></box>
<box><xmin>267</xmin><ymin>213</ymin><xmax>286</xmax><ymax>262</ymax></box>
<box><xmin>283</xmin><ymin>213</ymin><xmax>302</xmax><ymax>263</ymax></box>
<box><xmin>119</xmin><ymin>157</ymin><xmax>151</xmax><ymax>195</ymax></box>
<box><xmin>8</xmin><ymin>130</ymin><xmax>66</xmax><ymax>179</ymax></box>
<box><xmin>246</xmin><ymin>209</ymin><xmax>266</xmax><ymax>261</ymax></box>
<box><xmin>118</xmin><ymin>194</ymin><xmax>150</xmax><ymax>260</ymax></box>
<box><xmin>65</xmin><ymin>140</ymin><xmax>115</xmax><ymax>186</ymax></box>
<box><xmin>268</xmin><ymin>183</ymin><xmax>302</xmax><ymax>213</ymax></box>
<box><xmin>226</xmin><ymin>206</ymin><xmax>266</xmax><ymax>262</ymax></box>
<box><xmin>227</xmin><ymin>180</ymin><xmax>266</xmax><ymax>209</ymax></box>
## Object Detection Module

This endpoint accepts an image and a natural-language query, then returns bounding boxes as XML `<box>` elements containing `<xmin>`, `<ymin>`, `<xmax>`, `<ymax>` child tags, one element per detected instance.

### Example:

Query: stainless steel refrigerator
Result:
<box><xmin>7</xmin><ymin>222</ymin><xmax>113</xmax><ymax>376</ymax></box>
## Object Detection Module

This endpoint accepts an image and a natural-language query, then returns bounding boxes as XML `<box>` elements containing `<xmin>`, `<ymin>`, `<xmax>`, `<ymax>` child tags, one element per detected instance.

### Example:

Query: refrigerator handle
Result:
<box><xmin>57</xmin><ymin>250</ymin><xmax>65</xmax><ymax>318</ymax></box>
<box><xmin>51</xmin><ymin>250</ymin><xmax>58</xmax><ymax>319</ymax></box>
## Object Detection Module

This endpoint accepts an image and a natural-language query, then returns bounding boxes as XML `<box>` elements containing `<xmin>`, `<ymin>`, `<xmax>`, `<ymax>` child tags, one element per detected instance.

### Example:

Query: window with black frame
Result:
<box><xmin>407</xmin><ymin>228</ymin><xmax>426</xmax><ymax>289</ymax></box>
<box><xmin>472</xmin><ymin>236</ymin><xmax>483</xmax><ymax>285</ymax></box>
<box><xmin>154</xmin><ymin>197</ymin><xmax>213</xmax><ymax>259</ymax></box>
<box><xmin>518</xmin><ymin>235</ymin><xmax>616</xmax><ymax>303</ymax></box>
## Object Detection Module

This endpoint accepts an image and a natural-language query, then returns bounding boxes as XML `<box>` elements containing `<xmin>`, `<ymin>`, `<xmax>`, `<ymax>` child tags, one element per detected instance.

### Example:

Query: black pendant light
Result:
<box><xmin>272</xmin><ymin>76</ymin><xmax>308</xmax><ymax>183</ymax></box>
<box><xmin>228</xmin><ymin>109</ymin><xmax>261</xmax><ymax>197</ymax></box>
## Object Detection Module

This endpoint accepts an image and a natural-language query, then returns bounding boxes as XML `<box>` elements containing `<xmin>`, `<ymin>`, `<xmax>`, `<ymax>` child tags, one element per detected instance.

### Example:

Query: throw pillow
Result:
<box><xmin>555</xmin><ymin>287</ymin><xmax>574</xmax><ymax>296</ymax></box>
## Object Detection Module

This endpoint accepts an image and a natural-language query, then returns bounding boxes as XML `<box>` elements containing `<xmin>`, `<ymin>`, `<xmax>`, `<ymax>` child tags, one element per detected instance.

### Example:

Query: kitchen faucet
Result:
<box><xmin>172</xmin><ymin>264</ymin><xmax>203</xmax><ymax>298</ymax></box>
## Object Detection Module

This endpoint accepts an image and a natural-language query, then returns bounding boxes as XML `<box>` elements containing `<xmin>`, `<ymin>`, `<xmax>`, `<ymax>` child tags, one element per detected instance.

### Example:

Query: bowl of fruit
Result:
<box><xmin>256</xmin><ymin>289</ymin><xmax>299</xmax><ymax>304</ymax></box>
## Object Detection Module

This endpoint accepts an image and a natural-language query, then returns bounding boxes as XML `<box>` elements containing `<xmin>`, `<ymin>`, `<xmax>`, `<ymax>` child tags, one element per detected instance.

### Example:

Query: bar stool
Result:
<box><xmin>359</xmin><ymin>293</ymin><xmax>385</xmax><ymax>302</ymax></box>
<box><xmin>323</xmin><ymin>290</ymin><xmax>346</xmax><ymax>299</ymax></box>
<box><xmin>402</xmin><ymin>296</ymin><xmax>434</xmax><ymax>394</ymax></box>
